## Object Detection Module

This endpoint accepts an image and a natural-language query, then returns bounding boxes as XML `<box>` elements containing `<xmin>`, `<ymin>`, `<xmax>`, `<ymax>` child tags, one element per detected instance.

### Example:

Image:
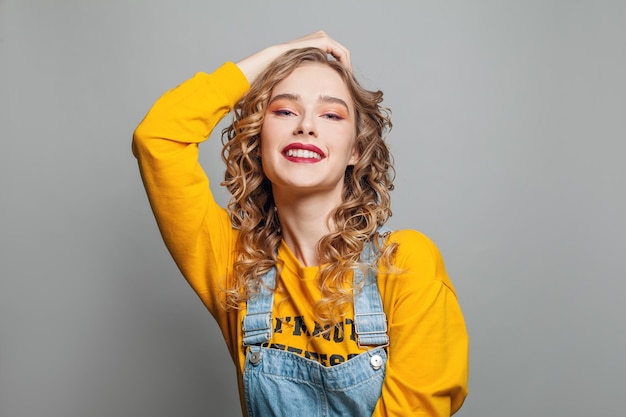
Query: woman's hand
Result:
<box><xmin>235</xmin><ymin>30</ymin><xmax>351</xmax><ymax>84</ymax></box>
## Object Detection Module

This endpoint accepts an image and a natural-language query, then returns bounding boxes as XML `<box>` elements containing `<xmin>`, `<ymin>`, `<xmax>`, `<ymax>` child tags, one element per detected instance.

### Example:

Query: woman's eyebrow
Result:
<box><xmin>268</xmin><ymin>93</ymin><xmax>300</xmax><ymax>105</ymax></box>
<box><xmin>319</xmin><ymin>95</ymin><xmax>350</xmax><ymax>115</ymax></box>
<box><xmin>268</xmin><ymin>93</ymin><xmax>350</xmax><ymax>115</ymax></box>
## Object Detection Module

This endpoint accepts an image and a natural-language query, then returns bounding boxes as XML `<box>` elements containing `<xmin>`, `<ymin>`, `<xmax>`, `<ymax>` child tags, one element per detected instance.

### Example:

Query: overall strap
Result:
<box><xmin>353</xmin><ymin>229</ymin><xmax>391</xmax><ymax>348</ymax></box>
<box><xmin>242</xmin><ymin>267</ymin><xmax>276</xmax><ymax>346</ymax></box>
<box><xmin>243</xmin><ymin>228</ymin><xmax>391</xmax><ymax>348</ymax></box>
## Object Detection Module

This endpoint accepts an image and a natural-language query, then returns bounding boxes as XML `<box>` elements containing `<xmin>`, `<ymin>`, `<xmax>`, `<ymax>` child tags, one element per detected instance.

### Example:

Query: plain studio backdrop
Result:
<box><xmin>1</xmin><ymin>1</ymin><xmax>625</xmax><ymax>416</ymax></box>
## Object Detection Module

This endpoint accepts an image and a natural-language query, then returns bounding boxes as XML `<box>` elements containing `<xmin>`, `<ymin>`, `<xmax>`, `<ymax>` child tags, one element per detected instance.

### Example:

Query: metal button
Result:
<box><xmin>370</xmin><ymin>354</ymin><xmax>383</xmax><ymax>370</ymax></box>
<box><xmin>249</xmin><ymin>351</ymin><xmax>262</xmax><ymax>366</ymax></box>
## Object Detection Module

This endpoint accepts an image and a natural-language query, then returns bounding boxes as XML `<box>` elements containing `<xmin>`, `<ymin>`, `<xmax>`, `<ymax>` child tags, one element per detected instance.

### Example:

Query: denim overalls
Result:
<box><xmin>241</xmin><ymin>239</ymin><xmax>389</xmax><ymax>417</ymax></box>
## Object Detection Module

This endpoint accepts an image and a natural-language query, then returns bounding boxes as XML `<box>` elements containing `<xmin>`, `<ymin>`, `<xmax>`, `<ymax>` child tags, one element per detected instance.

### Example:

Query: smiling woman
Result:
<box><xmin>132</xmin><ymin>31</ymin><xmax>469</xmax><ymax>417</ymax></box>
<box><xmin>260</xmin><ymin>64</ymin><xmax>359</xmax><ymax>201</ymax></box>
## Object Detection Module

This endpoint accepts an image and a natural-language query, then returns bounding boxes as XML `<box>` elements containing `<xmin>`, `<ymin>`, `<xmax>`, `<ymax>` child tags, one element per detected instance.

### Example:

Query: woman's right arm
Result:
<box><xmin>132</xmin><ymin>63</ymin><xmax>249</xmax><ymax>306</ymax></box>
<box><xmin>131</xmin><ymin>30</ymin><xmax>351</xmax><ymax>309</ymax></box>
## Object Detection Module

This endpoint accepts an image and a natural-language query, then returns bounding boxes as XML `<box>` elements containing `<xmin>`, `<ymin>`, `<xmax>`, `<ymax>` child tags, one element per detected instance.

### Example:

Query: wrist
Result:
<box><xmin>236</xmin><ymin>45</ymin><xmax>282</xmax><ymax>85</ymax></box>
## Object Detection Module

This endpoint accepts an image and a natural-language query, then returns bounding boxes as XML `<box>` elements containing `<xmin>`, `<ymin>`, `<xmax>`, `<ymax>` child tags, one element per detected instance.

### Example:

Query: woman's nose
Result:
<box><xmin>293</xmin><ymin>115</ymin><xmax>317</xmax><ymax>137</ymax></box>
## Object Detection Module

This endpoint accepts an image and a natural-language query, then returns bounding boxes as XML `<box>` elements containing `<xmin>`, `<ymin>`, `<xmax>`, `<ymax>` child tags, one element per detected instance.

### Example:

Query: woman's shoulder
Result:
<box><xmin>386</xmin><ymin>228</ymin><xmax>439</xmax><ymax>253</ymax></box>
<box><xmin>383</xmin><ymin>228</ymin><xmax>455</xmax><ymax>291</ymax></box>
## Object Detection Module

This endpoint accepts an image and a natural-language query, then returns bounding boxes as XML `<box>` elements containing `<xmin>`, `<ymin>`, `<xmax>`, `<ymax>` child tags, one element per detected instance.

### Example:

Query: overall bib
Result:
<box><xmin>241</xmin><ymin>240</ymin><xmax>389</xmax><ymax>417</ymax></box>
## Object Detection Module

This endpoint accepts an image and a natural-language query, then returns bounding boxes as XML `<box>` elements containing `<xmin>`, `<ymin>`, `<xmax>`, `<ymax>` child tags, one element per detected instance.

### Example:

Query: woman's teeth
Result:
<box><xmin>285</xmin><ymin>149</ymin><xmax>322</xmax><ymax>159</ymax></box>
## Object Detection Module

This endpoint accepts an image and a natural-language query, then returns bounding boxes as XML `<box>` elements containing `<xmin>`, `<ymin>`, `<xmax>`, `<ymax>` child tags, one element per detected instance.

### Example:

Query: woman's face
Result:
<box><xmin>260</xmin><ymin>63</ymin><xmax>358</xmax><ymax>198</ymax></box>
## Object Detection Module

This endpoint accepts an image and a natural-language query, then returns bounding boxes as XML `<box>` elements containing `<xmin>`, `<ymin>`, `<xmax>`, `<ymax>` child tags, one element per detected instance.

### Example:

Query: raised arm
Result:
<box><xmin>132</xmin><ymin>63</ymin><xmax>249</xmax><ymax>300</ymax></box>
<box><xmin>131</xmin><ymin>30</ymin><xmax>351</xmax><ymax>312</ymax></box>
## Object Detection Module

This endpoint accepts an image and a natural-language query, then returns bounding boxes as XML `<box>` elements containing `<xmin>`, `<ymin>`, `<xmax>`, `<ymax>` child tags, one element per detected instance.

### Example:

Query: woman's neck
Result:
<box><xmin>273</xmin><ymin>189</ymin><xmax>342</xmax><ymax>267</ymax></box>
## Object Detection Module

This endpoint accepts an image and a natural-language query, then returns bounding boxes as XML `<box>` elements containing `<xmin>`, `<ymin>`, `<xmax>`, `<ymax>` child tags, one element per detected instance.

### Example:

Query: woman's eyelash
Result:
<box><xmin>273</xmin><ymin>109</ymin><xmax>294</xmax><ymax>116</ymax></box>
<box><xmin>271</xmin><ymin>110</ymin><xmax>344</xmax><ymax>120</ymax></box>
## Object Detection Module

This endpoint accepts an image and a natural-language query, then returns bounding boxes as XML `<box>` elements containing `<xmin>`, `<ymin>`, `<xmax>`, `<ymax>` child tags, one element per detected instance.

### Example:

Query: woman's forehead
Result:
<box><xmin>270</xmin><ymin>63</ymin><xmax>353</xmax><ymax>106</ymax></box>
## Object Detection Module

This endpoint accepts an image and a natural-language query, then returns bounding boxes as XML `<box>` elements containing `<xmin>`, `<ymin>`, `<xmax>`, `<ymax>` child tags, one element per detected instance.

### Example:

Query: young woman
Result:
<box><xmin>133</xmin><ymin>31</ymin><xmax>468</xmax><ymax>416</ymax></box>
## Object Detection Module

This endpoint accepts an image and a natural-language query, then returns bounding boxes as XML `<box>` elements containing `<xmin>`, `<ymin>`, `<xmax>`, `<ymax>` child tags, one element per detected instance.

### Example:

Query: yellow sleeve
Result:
<box><xmin>374</xmin><ymin>230</ymin><xmax>469</xmax><ymax>416</ymax></box>
<box><xmin>131</xmin><ymin>62</ymin><xmax>249</xmax><ymax>326</ymax></box>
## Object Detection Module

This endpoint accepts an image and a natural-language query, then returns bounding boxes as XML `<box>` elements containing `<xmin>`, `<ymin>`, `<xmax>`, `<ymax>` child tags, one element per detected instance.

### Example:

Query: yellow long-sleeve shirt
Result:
<box><xmin>132</xmin><ymin>62</ymin><xmax>469</xmax><ymax>416</ymax></box>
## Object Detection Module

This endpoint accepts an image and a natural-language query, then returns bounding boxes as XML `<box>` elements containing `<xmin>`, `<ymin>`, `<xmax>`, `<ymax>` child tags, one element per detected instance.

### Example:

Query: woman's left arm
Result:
<box><xmin>374</xmin><ymin>230</ymin><xmax>469</xmax><ymax>416</ymax></box>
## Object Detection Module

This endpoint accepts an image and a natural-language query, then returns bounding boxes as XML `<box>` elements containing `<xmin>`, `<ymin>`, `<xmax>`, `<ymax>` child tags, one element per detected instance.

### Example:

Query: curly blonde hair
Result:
<box><xmin>221</xmin><ymin>47</ymin><xmax>397</xmax><ymax>326</ymax></box>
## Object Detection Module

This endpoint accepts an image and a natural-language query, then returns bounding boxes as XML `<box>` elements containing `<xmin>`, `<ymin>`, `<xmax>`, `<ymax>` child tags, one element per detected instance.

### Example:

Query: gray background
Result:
<box><xmin>1</xmin><ymin>1</ymin><xmax>625</xmax><ymax>416</ymax></box>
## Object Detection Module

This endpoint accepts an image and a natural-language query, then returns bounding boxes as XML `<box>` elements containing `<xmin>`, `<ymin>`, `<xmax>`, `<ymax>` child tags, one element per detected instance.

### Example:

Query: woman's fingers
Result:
<box><xmin>283</xmin><ymin>30</ymin><xmax>352</xmax><ymax>70</ymax></box>
<box><xmin>236</xmin><ymin>30</ymin><xmax>351</xmax><ymax>84</ymax></box>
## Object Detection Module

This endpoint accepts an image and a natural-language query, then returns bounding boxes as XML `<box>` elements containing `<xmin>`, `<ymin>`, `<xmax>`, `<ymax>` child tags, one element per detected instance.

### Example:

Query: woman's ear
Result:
<box><xmin>348</xmin><ymin>145</ymin><xmax>360</xmax><ymax>166</ymax></box>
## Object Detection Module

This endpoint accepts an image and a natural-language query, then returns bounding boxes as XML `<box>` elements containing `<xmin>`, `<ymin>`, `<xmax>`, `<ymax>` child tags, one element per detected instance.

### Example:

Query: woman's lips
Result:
<box><xmin>282</xmin><ymin>143</ymin><xmax>325</xmax><ymax>162</ymax></box>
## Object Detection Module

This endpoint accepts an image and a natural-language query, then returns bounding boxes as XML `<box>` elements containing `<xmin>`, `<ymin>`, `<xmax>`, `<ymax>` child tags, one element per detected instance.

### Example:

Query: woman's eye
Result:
<box><xmin>322</xmin><ymin>113</ymin><xmax>344</xmax><ymax>121</ymax></box>
<box><xmin>273</xmin><ymin>109</ymin><xmax>294</xmax><ymax>116</ymax></box>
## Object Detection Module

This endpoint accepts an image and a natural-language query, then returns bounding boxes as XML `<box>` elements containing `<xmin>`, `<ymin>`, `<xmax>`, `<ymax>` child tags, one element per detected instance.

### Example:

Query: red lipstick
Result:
<box><xmin>282</xmin><ymin>143</ymin><xmax>326</xmax><ymax>163</ymax></box>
